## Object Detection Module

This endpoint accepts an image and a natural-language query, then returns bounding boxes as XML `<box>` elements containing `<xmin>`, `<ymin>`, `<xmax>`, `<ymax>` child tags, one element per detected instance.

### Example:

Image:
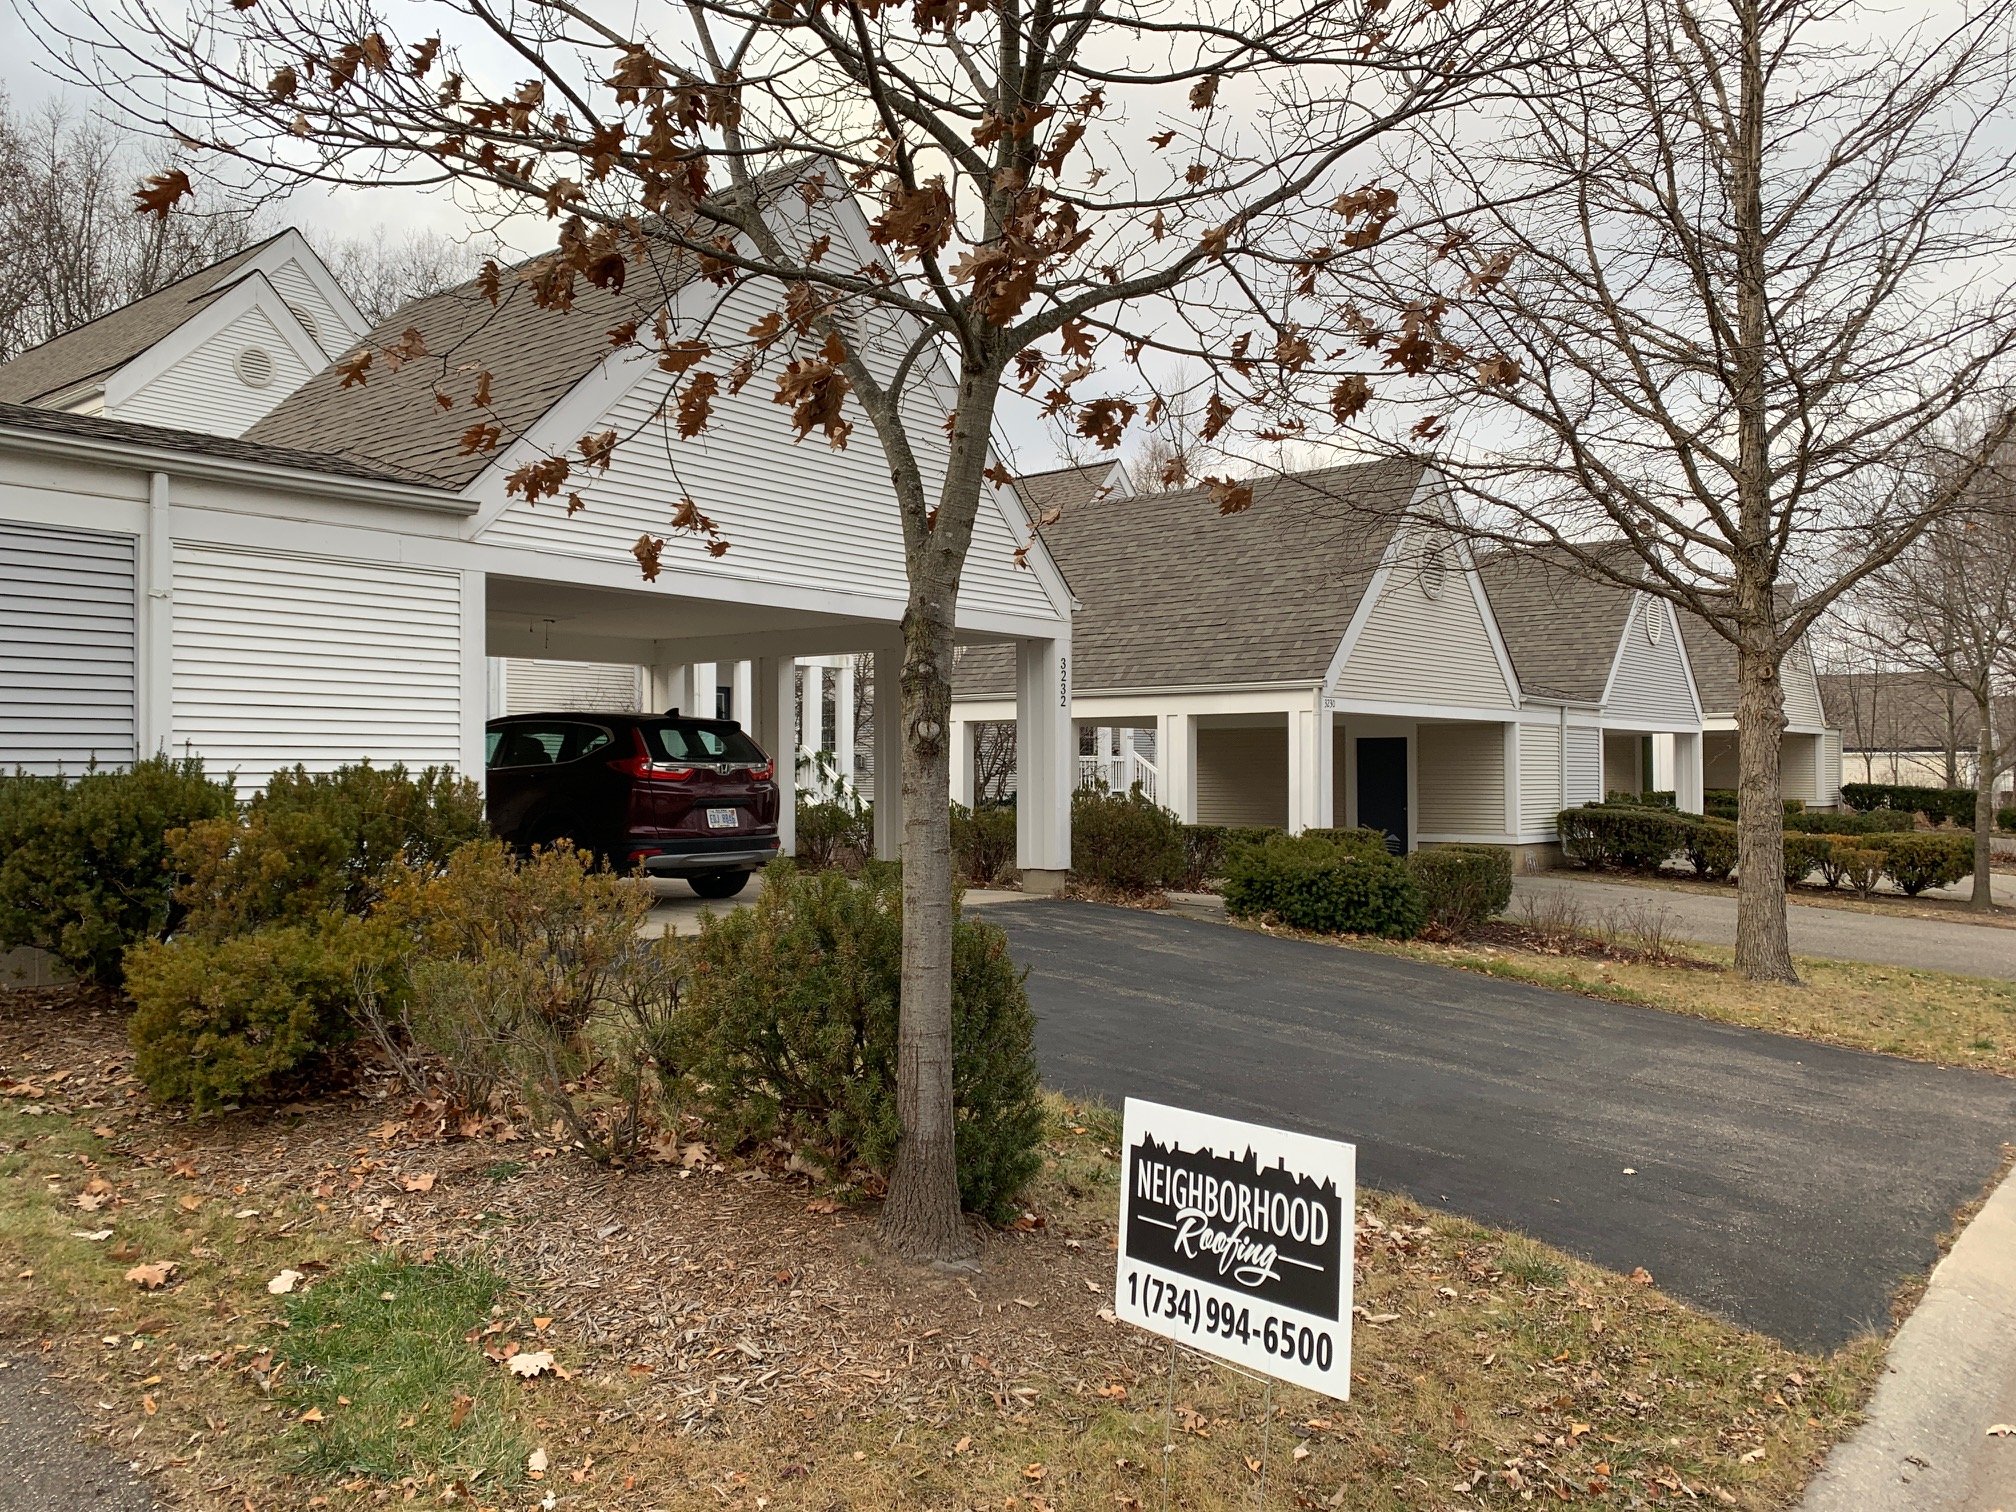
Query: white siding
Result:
<box><xmin>477</xmin><ymin>279</ymin><xmax>1060</xmax><ymax>624</ymax></box>
<box><xmin>1564</xmin><ymin>725</ymin><xmax>1603</xmax><ymax>805</ymax></box>
<box><xmin>503</xmin><ymin>659</ymin><xmax>642</xmax><ymax>715</ymax></box>
<box><xmin>1335</xmin><ymin>543</ymin><xmax>1515</xmax><ymax>710</ymax></box>
<box><xmin>0</xmin><ymin>521</ymin><xmax>137</xmax><ymax>773</ymax></box>
<box><xmin>111</xmin><ymin>305</ymin><xmax>318</xmax><ymax>437</ymax></box>
<box><xmin>1195</xmin><ymin>725</ymin><xmax>1288</xmax><ymax>827</ymax></box>
<box><xmin>261</xmin><ymin>256</ymin><xmax>351</xmax><ymax>354</ymax></box>
<box><xmin>1604</xmin><ymin>598</ymin><xmax>1698</xmax><ymax>725</ymax></box>
<box><xmin>1819</xmin><ymin>729</ymin><xmax>1843</xmax><ymax>807</ymax></box>
<box><xmin>1780</xmin><ymin>731</ymin><xmax>1820</xmax><ymax>803</ymax></box>
<box><xmin>1416</xmin><ymin>722</ymin><xmax>1507</xmax><ymax>836</ymax></box>
<box><xmin>1783</xmin><ymin>645</ymin><xmax>1827</xmax><ymax>729</ymax></box>
<box><xmin>1518</xmin><ymin>722</ymin><xmax>1563</xmax><ymax>833</ymax></box>
<box><xmin>172</xmin><ymin>543</ymin><xmax>464</xmax><ymax>792</ymax></box>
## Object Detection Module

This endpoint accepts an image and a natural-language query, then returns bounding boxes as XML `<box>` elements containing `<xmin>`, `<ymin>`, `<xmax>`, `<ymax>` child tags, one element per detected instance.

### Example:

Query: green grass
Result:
<box><xmin>276</xmin><ymin>1255</ymin><xmax>527</xmax><ymax>1487</ymax></box>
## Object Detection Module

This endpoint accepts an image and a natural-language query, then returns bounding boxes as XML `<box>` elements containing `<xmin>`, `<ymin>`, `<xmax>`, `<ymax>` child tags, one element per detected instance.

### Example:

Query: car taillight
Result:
<box><xmin>611</xmin><ymin>730</ymin><xmax>694</xmax><ymax>781</ymax></box>
<box><xmin>744</xmin><ymin>761</ymin><xmax>774</xmax><ymax>782</ymax></box>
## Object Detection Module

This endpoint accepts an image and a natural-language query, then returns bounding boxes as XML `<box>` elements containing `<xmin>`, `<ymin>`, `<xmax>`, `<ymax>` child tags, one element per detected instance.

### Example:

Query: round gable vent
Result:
<box><xmin>288</xmin><ymin>302</ymin><xmax>320</xmax><ymax>343</ymax></box>
<box><xmin>235</xmin><ymin>346</ymin><xmax>275</xmax><ymax>388</ymax></box>
<box><xmin>1418</xmin><ymin>540</ymin><xmax>1448</xmax><ymax>600</ymax></box>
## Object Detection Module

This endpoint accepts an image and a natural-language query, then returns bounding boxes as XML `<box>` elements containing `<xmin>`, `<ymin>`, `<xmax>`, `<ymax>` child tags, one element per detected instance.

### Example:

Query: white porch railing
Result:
<box><xmin>1077</xmin><ymin>752</ymin><xmax>1159</xmax><ymax>803</ymax></box>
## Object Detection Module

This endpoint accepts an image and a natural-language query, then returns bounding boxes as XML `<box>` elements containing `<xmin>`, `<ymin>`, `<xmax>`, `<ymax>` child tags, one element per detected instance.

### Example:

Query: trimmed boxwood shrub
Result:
<box><xmin>1557</xmin><ymin>803</ymin><xmax>1693</xmax><ymax>871</ymax></box>
<box><xmin>1406</xmin><ymin>845</ymin><xmax>1512</xmax><ymax>938</ymax></box>
<box><xmin>1172</xmin><ymin>825</ymin><xmax>1283</xmax><ymax>890</ymax></box>
<box><xmin>795</xmin><ymin>796</ymin><xmax>872</xmax><ymax>873</ymax></box>
<box><xmin>950</xmin><ymin>803</ymin><xmax>1017</xmax><ymax>886</ymax></box>
<box><xmin>1222</xmin><ymin>833</ymin><xmax>1426</xmax><ymax>938</ymax></box>
<box><xmin>1868</xmin><ymin>832</ymin><xmax>1973</xmax><ymax>896</ymax></box>
<box><xmin>1842</xmin><ymin>783</ymin><xmax>1977</xmax><ymax>826</ymax></box>
<box><xmin>0</xmin><ymin>757</ymin><xmax>235</xmax><ymax>986</ymax></box>
<box><xmin>1302</xmin><ymin>826</ymin><xmax>1403</xmax><ymax>858</ymax></box>
<box><xmin>2000</xmin><ymin>805</ymin><xmax>2016</xmax><ymax>833</ymax></box>
<box><xmin>1786</xmin><ymin>809</ymin><xmax>1900</xmax><ymax>836</ymax></box>
<box><xmin>1680</xmin><ymin>816</ymin><xmax>1739</xmax><ymax>881</ymax></box>
<box><xmin>1782</xmin><ymin>833</ymin><xmax>1835</xmax><ymax>888</ymax></box>
<box><xmin>1070</xmin><ymin>787</ymin><xmax>1185</xmax><ymax>894</ymax></box>
<box><xmin>674</xmin><ymin>862</ymin><xmax>1043</xmax><ymax>1224</ymax></box>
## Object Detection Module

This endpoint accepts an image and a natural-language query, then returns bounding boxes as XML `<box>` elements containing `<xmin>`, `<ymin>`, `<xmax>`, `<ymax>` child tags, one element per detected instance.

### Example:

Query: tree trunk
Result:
<box><xmin>1972</xmin><ymin>690</ymin><xmax>1995</xmax><ymax>911</ymax></box>
<box><xmin>1733</xmin><ymin>630</ymin><xmax>1799</xmax><ymax>982</ymax></box>
<box><xmin>877</xmin><ymin>579</ymin><xmax>971</xmax><ymax>1262</ymax></box>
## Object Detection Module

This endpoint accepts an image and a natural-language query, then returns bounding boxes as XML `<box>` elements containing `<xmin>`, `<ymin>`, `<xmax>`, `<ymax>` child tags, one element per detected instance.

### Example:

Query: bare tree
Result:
<box><xmin>310</xmin><ymin>225</ymin><xmax>484</xmax><ymax>326</ymax></box>
<box><xmin>54</xmin><ymin>0</ymin><xmax>1542</xmax><ymax>1257</ymax></box>
<box><xmin>1858</xmin><ymin>476</ymin><xmax>2016</xmax><ymax>909</ymax></box>
<box><xmin>1347</xmin><ymin>0</ymin><xmax>2016</xmax><ymax>979</ymax></box>
<box><xmin>0</xmin><ymin>96</ymin><xmax>255</xmax><ymax>360</ymax></box>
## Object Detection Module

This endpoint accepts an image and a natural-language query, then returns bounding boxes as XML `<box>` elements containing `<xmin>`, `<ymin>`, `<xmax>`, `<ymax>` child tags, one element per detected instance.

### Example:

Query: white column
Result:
<box><xmin>690</xmin><ymin>661</ymin><xmax>718</xmax><ymax>719</ymax></box>
<box><xmin>729</xmin><ymin>661</ymin><xmax>753</xmax><ymax>726</ymax></box>
<box><xmin>1118</xmin><ymin>727</ymin><xmax>1137</xmax><ymax>794</ymax></box>
<box><xmin>872</xmin><ymin>647</ymin><xmax>902</xmax><ymax>860</ymax></box>
<box><xmin>753</xmin><ymin>657</ymin><xmax>797</xmax><ymax>855</ymax></box>
<box><xmin>833</xmin><ymin>658</ymin><xmax>857</xmax><ymax>790</ymax></box>
<box><xmin>949</xmin><ymin>714</ymin><xmax>976</xmax><ymax>809</ymax></box>
<box><xmin>1674</xmin><ymin>730</ymin><xmax>1705</xmax><ymax>814</ymax></box>
<box><xmin>802</xmin><ymin>662</ymin><xmax>828</xmax><ymax>779</ymax></box>
<box><xmin>1287</xmin><ymin>694</ymin><xmax>1335</xmax><ymax>833</ymax></box>
<box><xmin>137</xmin><ymin>472</ymin><xmax>175</xmax><ymax>759</ymax></box>
<box><xmin>458</xmin><ymin>570</ymin><xmax>488</xmax><ymax>785</ymax></box>
<box><xmin>1158</xmin><ymin>711</ymin><xmax>1197</xmax><ymax>822</ymax></box>
<box><xmin>1503</xmin><ymin>721</ymin><xmax>1521</xmax><ymax>838</ymax></box>
<box><xmin>1015</xmin><ymin>633</ymin><xmax>1073</xmax><ymax>886</ymax></box>
<box><xmin>486</xmin><ymin>658</ymin><xmax>507</xmax><ymax>721</ymax></box>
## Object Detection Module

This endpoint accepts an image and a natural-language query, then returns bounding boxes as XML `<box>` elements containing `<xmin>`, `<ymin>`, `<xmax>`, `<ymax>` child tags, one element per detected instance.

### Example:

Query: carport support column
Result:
<box><xmin>833</xmin><ymin>658</ymin><xmax>856</xmax><ymax>791</ymax></box>
<box><xmin>1674</xmin><ymin>731</ymin><xmax>1705</xmax><ymax>814</ymax></box>
<box><xmin>948</xmin><ymin>714</ymin><xmax>976</xmax><ymax>809</ymax></box>
<box><xmin>1015</xmin><ymin>634</ymin><xmax>1072</xmax><ymax>890</ymax></box>
<box><xmin>871</xmin><ymin>648</ymin><xmax>901</xmax><ymax>860</ymax></box>
<box><xmin>1157</xmin><ymin>711</ymin><xmax>1197</xmax><ymax>822</ymax></box>
<box><xmin>801</xmin><ymin>662</ymin><xmax>827</xmax><ymax>792</ymax></box>
<box><xmin>1287</xmin><ymin>693</ymin><xmax>1335</xmax><ymax>834</ymax></box>
<box><xmin>753</xmin><ymin>657</ymin><xmax>797</xmax><ymax>856</ymax></box>
<box><xmin>138</xmin><ymin>471</ymin><xmax>175</xmax><ymax>757</ymax></box>
<box><xmin>458</xmin><ymin>569</ymin><xmax>487</xmax><ymax>784</ymax></box>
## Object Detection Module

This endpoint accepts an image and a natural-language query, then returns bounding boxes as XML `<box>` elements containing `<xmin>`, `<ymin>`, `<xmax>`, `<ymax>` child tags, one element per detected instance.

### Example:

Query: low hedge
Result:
<box><xmin>1173</xmin><ymin>824</ymin><xmax>1281</xmax><ymax>890</ymax></box>
<box><xmin>950</xmin><ymin>803</ymin><xmax>1018</xmax><ymax>886</ymax></box>
<box><xmin>1222</xmin><ymin>833</ymin><xmax>1426</xmax><ymax>938</ymax></box>
<box><xmin>1071</xmin><ymin>787</ymin><xmax>1186</xmax><ymax>894</ymax></box>
<box><xmin>2001</xmin><ymin>805</ymin><xmax>2016</xmax><ymax>833</ymax></box>
<box><xmin>1786</xmin><ymin>809</ymin><xmax>1900</xmax><ymax>836</ymax></box>
<box><xmin>1558</xmin><ymin>803</ymin><xmax>1694</xmax><ymax>871</ymax></box>
<box><xmin>1841</xmin><ymin>782</ymin><xmax>1978</xmax><ymax>827</ymax></box>
<box><xmin>1406</xmin><ymin>845</ymin><xmax>1512</xmax><ymax>938</ymax></box>
<box><xmin>1869</xmin><ymin>831</ymin><xmax>1973</xmax><ymax>895</ymax></box>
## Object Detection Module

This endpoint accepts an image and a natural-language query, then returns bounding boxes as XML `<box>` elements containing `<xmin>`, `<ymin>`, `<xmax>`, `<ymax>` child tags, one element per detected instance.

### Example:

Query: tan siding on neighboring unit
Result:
<box><xmin>1335</xmin><ymin>545</ymin><xmax>1514</xmax><ymax>710</ymax></box>
<box><xmin>503</xmin><ymin>659</ymin><xmax>642</xmax><ymax>715</ymax></box>
<box><xmin>478</xmin><ymin>280</ymin><xmax>1060</xmax><ymax>625</ymax></box>
<box><xmin>1564</xmin><ymin>726</ymin><xmax>1603</xmax><ymax>805</ymax></box>
<box><xmin>1195</xmin><ymin>725</ymin><xmax>1288</xmax><ymax>827</ymax></box>
<box><xmin>1780</xmin><ymin>731</ymin><xmax>1820</xmax><ymax>802</ymax></box>
<box><xmin>172</xmin><ymin>543</ymin><xmax>464</xmax><ymax>793</ymax></box>
<box><xmin>113</xmin><ymin>304</ymin><xmax>317</xmax><ymax>437</ymax></box>
<box><xmin>1416</xmin><ymin>722</ymin><xmax>1506</xmax><ymax>836</ymax></box>
<box><xmin>1518</xmin><ymin>723</ymin><xmax>1563</xmax><ymax>833</ymax></box>
<box><xmin>1604</xmin><ymin>598</ymin><xmax>1697</xmax><ymax>724</ymax></box>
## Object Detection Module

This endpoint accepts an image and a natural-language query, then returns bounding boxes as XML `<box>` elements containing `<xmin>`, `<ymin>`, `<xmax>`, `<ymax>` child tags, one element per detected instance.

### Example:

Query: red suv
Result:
<box><xmin>485</xmin><ymin>711</ymin><xmax>781</xmax><ymax>897</ymax></box>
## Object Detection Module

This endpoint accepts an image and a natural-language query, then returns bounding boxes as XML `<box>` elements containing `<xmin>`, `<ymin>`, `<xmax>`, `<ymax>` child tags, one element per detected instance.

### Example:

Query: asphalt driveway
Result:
<box><xmin>987</xmin><ymin>899</ymin><xmax>2016</xmax><ymax>1352</ymax></box>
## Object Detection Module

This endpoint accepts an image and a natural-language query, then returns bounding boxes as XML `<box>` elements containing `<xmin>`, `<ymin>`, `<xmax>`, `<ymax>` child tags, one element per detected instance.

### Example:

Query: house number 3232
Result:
<box><xmin>1058</xmin><ymin>657</ymin><xmax>1069</xmax><ymax>708</ymax></box>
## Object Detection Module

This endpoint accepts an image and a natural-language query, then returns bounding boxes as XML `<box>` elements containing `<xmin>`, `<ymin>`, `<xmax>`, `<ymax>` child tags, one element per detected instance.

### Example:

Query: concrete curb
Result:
<box><xmin>1800</xmin><ymin>1163</ymin><xmax>2016</xmax><ymax>1511</ymax></box>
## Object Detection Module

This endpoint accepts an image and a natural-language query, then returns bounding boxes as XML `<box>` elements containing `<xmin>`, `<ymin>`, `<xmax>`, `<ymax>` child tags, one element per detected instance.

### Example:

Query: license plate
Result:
<box><xmin>706</xmin><ymin>807</ymin><xmax>740</xmax><ymax>830</ymax></box>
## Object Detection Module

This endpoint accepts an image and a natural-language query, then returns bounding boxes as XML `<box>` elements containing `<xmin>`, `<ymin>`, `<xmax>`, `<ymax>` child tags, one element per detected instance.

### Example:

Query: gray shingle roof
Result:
<box><xmin>1475</xmin><ymin>543</ymin><xmax>1641</xmax><ymax>702</ymax></box>
<box><xmin>1819</xmin><ymin>670</ymin><xmax>2015</xmax><ymax>753</ymax></box>
<box><xmin>245</xmin><ymin>246</ymin><xmax>692</xmax><ymax>490</ymax></box>
<box><xmin>0</xmin><ymin>235</ymin><xmax>282</xmax><ymax>405</ymax></box>
<box><xmin>0</xmin><ymin>400</ymin><xmax>450</xmax><ymax>488</ymax></box>
<box><xmin>955</xmin><ymin>459</ymin><xmax>1425</xmax><ymax>697</ymax></box>
<box><xmin>1677</xmin><ymin>612</ymin><xmax>1739</xmax><ymax>715</ymax></box>
<box><xmin>1012</xmin><ymin>460</ymin><xmax>1126</xmax><ymax>521</ymax></box>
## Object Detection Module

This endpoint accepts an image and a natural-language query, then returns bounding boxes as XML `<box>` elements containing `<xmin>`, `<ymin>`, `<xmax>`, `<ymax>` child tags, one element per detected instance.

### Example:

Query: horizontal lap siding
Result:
<box><xmin>264</xmin><ymin>258</ymin><xmax>348</xmax><ymax>353</ymax></box>
<box><xmin>0</xmin><ymin>522</ymin><xmax>137</xmax><ymax>773</ymax></box>
<box><xmin>1780</xmin><ymin>733</ymin><xmax>1819</xmax><ymax>802</ymax></box>
<box><xmin>114</xmin><ymin>305</ymin><xmax>315</xmax><ymax>437</ymax></box>
<box><xmin>479</xmin><ymin>281</ymin><xmax>1059</xmax><ymax>624</ymax></box>
<box><xmin>1604</xmin><ymin>600</ymin><xmax>1697</xmax><ymax>724</ymax></box>
<box><xmin>1783</xmin><ymin>647</ymin><xmax>1827</xmax><ymax>728</ymax></box>
<box><xmin>1819</xmin><ymin>730</ymin><xmax>1842</xmax><ymax>807</ymax></box>
<box><xmin>1195</xmin><ymin>726</ymin><xmax>1288</xmax><ymax>827</ymax></box>
<box><xmin>1416</xmin><ymin>723</ymin><xmax>1506</xmax><ymax>836</ymax></box>
<box><xmin>1564</xmin><ymin>726</ymin><xmax>1603</xmax><ymax>806</ymax></box>
<box><xmin>504</xmin><ymin>659</ymin><xmax>642</xmax><ymax>714</ymax></box>
<box><xmin>1518</xmin><ymin>723</ymin><xmax>1563</xmax><ymax>833</ymax></box>
<box><xmin>1336</xmin><ymin>546</ymin><xmax>1514</xmax><ymax>709</ymax></box>
<box><xmin>173</xmin><ymin>544</ymin><xmax>463</xmax><ymax>792</ymax></box>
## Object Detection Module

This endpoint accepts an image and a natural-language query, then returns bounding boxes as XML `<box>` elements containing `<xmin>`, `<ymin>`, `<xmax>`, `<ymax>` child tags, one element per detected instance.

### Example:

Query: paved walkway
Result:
<box><xmin>1801</xmin><ymin>1164</ymin><xmax>2016</xmax><ymax>1510</ymax></box>
<box><xmin>989</xmin><ymin>898</ymin><xmax>2016</xmax><ymax>1352</ymax></box>
<box><xmin>1511</xmin><ymin>872</ymin><xmax>2016</xmax><ymax>980</ymax></box>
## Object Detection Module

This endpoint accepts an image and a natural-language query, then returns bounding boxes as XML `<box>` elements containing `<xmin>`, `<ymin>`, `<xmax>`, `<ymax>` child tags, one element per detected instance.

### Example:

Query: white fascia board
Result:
<box><xmin>1598</xmin><ymin>712</ymin><xmax>1704</xmax><ymax>734</ymax></box>
<box><xmin>1667</xmin><ymin>599</ymin><xmax>1707</xmax><ymax>723</ymax></box>
<box><xmin>1103</xmin><ymin>458</ymin><xmax>1137</xmax><ymax>498</ymax></box>
<box><xmin>823</xmin><ymin>188</ymin><xmax>1076</xmax><ymax>626</ymax></box>
<box><xmin>1320</xmin><ymin>465</ymin><xmax>1437</xmax><ymax>690</ymax></box>
<box><xmin>1334</xmin><ymin>695</ymin><xmax>1527</xmax><ymax>724</ymax></box>
<box><xmin>228</xmin><ymin>229</ymin><xmax>373</xmax><ymax>347</ymax></box>
<box><xmin>102</xmin><ymin>271</ymin><xmax>328</xmax><ymax>414</ymax></box>
<box><xmin>1446</xmin><ymin>514</ymin><xmax>1525</xmax><ymax>711</ymax></box>
<box><xmin>0</xmin><ymin>426</ymin><xmax>468</xmax><ymax>515</ymax></box>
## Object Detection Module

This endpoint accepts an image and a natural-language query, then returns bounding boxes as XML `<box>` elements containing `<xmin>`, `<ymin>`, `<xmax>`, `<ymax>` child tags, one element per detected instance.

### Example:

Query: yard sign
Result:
<box><xmin>1114</xmin><ymin>1098</ymin><xmax>1355</xmax><ymax>1400</ymax></box>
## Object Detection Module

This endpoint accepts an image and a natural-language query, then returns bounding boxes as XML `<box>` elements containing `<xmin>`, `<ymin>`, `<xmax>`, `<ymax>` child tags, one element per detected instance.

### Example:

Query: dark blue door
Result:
<box><xmin>1355</xmin><ymin>737</ymin><xmax>1408</xmax><ymax>853</ymax></box>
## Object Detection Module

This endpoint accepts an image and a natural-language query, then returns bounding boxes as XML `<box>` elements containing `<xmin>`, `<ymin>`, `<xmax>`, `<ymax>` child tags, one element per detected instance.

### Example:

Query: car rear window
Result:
<box><xmin>643</xmin><ymin>720</ymin><xmax>768</xmax><ymax>764</ymax></box>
